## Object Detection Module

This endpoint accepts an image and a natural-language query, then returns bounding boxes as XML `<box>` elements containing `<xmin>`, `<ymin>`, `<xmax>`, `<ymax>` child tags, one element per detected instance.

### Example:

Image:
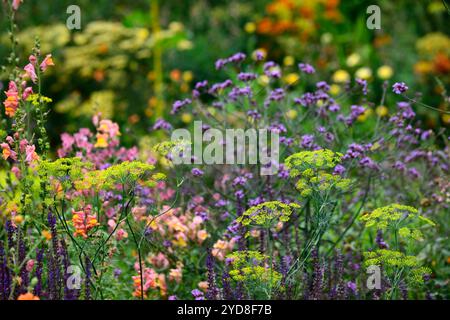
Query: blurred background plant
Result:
<box><xmin>1</xmin><ymin>0</ymin><xmax>448</xmax><ymax>151</ymax></box>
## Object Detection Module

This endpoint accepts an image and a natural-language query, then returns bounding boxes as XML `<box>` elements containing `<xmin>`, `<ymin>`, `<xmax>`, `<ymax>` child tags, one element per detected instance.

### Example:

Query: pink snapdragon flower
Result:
<box><xmin>22</xmin><ymin>87</ymin><xmax>33</xmax><ymax>100</ymax></box>
<box><xmin>12</xmin><ymin>0</ymin><xmax>23</xmax><ymax>11</ymax></box>
<box><xmin>25</xmin><ymin>144</ymin><xmax>39</xmax><ymax>164</ymax></box>
<box><xmin>23</xmin><ymin>63</ymin><xmax>37</xmax><ymax>83</ymax></box>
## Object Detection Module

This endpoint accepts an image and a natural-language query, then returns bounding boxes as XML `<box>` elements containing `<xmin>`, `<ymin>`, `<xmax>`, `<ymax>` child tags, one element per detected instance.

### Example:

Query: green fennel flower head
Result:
<box><xmin>75</xmin><ymin>161</ymin><xmax>163</xmax><ymax>190</ymax></box>
<box><xmin>26</xmin><ymin>93</ymin><xmax>53</xmax><ymax>106</ymax></box>
<box><xmin>363</xmin><ymin>249</ymin><xmax>431</xmax><ymax>286</ymax></box>
<box><xmin>284</xmin><ymin>149</ymin><xmax>351</xmax><ymax>197</ymax></box>
<box><xmin>38</xmin><ymin>157</ymin><xmax>92</xmax><ymax>188</ymax></box>
<box><xmin>227</xmin><ymin>250</ymin><xmax>282</xmax><ymax>286</ymax></box>
<box><xmin>360</xmin><ymin>204</ymin><xmax>435</xmax><ymax>239</ymax></box>
<box><xmin>284</xmin><ymin>149</ymin><xmax>343</xmax><ymax>174</ymax></box>
<box><xmin>236</xmin><ymin>201</ymin><xmax>300</xmax><ymax>232</ymax></box>
<box><xmin>153</xmin><ymin>139</ymin><xmax>191</xmax><ymax>157</ymax></box>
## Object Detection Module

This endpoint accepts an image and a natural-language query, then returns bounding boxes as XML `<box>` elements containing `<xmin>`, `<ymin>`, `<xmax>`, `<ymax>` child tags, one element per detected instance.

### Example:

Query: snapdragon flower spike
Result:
<box><xmin>3</xmin><ymin>81</ymin><xmax>19</xmax><ymax>117</ymax></box>
<box><xmin>1</xmin><ymin>142</ymin><xmax>17</xmax><ymax>161</ymax></box>
<box><xmin>72</xmin><ymin>205</ymin><xmax>99</xmax><ymax>238</ymax></box>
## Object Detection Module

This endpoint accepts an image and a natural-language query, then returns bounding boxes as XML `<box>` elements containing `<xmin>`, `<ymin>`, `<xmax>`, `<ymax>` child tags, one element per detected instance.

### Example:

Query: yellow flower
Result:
<box><xmin>376</xmin><ymin>105</ymin><xmax>389</xmax><ymax>117</ymax></box>
<box><xmin>94</xmin><ymin>133</ymin><xmax>109</xmax><ymax>148</ymax></box>
<box><xmin>442</xmin><ymin>114</ymin><xmax>450</xmax><ymax>124</ymax></box>
<box><xmin>182</xmin><ymin>70</ymin><xmax>193</xmax><ymax>82</ymax></box>
<box><xmin>258</xmin><ymin>75</ymin><xmax>270</xmax><ymax>86</ymax></box>
<box><xmin>283</xmin><ymin>56</ymin><xmax>295</xmax><ymax>66</ymax></box>
<box><xmin>355</xmin><ymin>67</ymin><xmax>372</xmax><ymax>80</ymax></box>
<box><xmin>332</xmin><ymin>70</ymin><xmax>350</xmax><ymax>83</ymax></box>
<box><xmin>346</xmin><ymin>53</ymin><xmax>361</xmax><ymax>67</ymax></box>
<box><xmin>329</xmin><ymin>84</ymin><xmax>341</xmax><ymax>96</ymax></box>
<box><xmin>283</xmin><ymin>72</ymin><xmax>299</xmax><ymax>84</ymax></box>
<box><xmin>244</xmin><ymin>22</ymin><xmax>256</xmax><ymax>33</ymax></box>
<box><xmin>181</xmin><ymin>112</ymin><xmax>193</xmax><ymax>123</ymax></box>
<box><xmin>285</xmin><ymin>109</ymin><xmax>298</xmax><ymax>120</ymax></box>
<box><xmin>377</xmin><ymin>65</ymin><xmax>393</xmax><ymax>80</ymax></box>
<box><xmin>357</xmin><ymin>108</ymin><xmax>373</xmax><ymax>122</ymax></box>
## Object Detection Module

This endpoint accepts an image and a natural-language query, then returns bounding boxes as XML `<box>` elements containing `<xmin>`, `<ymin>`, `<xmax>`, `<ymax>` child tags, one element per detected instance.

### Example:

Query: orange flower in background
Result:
<box><xmin>3</xmin><ymin>81</ymin><xmax>19</xmax><ymax>117</ymax></box>
<box><xmin>17</xmin><ymin>292</ymin><xmax>40</xmax><ymax>300</ymax></box>
<box><xmin>434</xmin><ymin>52</ymin><xmax>450</xmax><ymax>74</ymax></box>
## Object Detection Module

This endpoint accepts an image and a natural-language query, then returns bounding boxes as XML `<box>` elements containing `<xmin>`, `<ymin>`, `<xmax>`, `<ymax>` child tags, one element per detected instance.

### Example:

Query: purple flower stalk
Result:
<box><xmin>206</xmin><ymin>249</ymin><xmax>219</xmax><ymax>300</ymax></box>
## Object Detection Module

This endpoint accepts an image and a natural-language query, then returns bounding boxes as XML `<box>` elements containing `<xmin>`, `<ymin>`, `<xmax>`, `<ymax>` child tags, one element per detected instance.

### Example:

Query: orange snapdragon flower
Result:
<box><xmin>72</xmin><ymin>205</ymin><xmax>99</xmax><ymax>238</ymax></box>
<box><xmin>40</xmin><ymin>54</ymin><xmax>55</xmax><ymax>72</ymax></box>
<box><xmin>3</xmin><ymin>81</ymin><xmax>19</xmax><ymax>117</ymax></box>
